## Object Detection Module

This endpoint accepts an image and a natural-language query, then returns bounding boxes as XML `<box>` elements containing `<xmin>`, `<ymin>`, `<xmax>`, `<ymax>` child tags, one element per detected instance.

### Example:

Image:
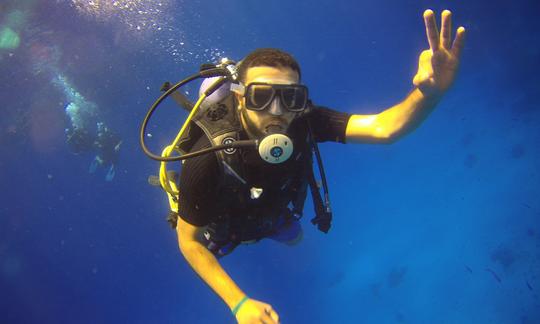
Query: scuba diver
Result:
<box><xmin>55</xmin><ymin>74</ymin><xmax>122</xmax><ymax>181</ymax></box>
<box><xmin>141</xmin><ymin>10</ymin><xmax>465</xmax><ymax>324</ymax></box>
<box><xmin>89</xmin><ymin>121</ymin><xmax>122</xmax><ymax>181</ymax></box>
<box><xmin>64</xmin><ymin>103</ymin><xmax>121</xmax><ymax>181</ymax></box>
<box><xmin>64</xmin><ymin>101</ymin><xmax>96</xmax><ymax>154</ymax></box>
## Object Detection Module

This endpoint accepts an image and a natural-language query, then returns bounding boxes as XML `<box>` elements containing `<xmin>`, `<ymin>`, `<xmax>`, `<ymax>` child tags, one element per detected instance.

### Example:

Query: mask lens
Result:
<box><xmin>248</xmin><ymin>84</ymin><xmax>274</xmax><ymax>110</ymax></box>
<box><xmin>281</xmin><ymin>86</ymin><xmax>307</xmax><ymax>111</ymax></box>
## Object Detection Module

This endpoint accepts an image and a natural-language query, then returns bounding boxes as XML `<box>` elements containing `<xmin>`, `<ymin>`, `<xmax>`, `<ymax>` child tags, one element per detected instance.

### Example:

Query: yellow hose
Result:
<box><xmin>159</xmin><ymin>93</ymin><xmax>208</xmax><ymax>199</ymax></box>
<box><xmin>157</xmin><ymin>76</ymin><xmax>228</xmax><ymax>214</ymax></box>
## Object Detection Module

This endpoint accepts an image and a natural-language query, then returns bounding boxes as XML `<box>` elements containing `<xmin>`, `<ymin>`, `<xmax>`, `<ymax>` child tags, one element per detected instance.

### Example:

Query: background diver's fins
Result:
<box><xmin>105</xmin><ymin>164</ymin><xmax>115</xmax><ymax>181</ymax></box>
<box><xmin>89</xmin><ymin>157</ymin><xmax>99</xmax><ymax>173</ymax></box>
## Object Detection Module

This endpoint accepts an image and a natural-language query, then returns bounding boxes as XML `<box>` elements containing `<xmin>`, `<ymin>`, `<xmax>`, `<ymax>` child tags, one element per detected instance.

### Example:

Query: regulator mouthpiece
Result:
<box><xmin>258</xmin><ymin>133</ymin><xmax>293</xmax><ymax>164</ymax></box>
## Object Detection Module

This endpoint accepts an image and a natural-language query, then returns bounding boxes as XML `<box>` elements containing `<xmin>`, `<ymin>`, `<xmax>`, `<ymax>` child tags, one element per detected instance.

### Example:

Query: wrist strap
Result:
<box><xmin>231</xmin><ymin>296</ymin><xmax>249</xmax><ymax>316</ymax></box>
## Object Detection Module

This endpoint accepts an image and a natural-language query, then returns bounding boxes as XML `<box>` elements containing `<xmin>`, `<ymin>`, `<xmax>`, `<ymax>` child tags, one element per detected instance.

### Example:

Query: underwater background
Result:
<box><xmin>1</xmin><ymin>0</ymin><xmax>539</xmax><ymax>323</ymax></box>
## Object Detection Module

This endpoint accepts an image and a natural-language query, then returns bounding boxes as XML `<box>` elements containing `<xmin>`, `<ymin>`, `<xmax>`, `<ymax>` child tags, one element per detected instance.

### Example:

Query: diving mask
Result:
<box><xmin>232</xmin><ymin>82</ymin><xmax>309</xmax><ymax>112</ymax></box>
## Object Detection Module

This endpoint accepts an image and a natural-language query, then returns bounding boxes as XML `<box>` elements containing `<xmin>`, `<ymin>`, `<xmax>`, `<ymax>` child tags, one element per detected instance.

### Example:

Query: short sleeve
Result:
<box><xmin>177</xmin><ymin>135</ymin><xmax>220</xmax><ymax>227</ymax></box>
<box><xmin>307</xmin><ymin>105</ymin><xmax>351</xmax><ymax>143</ymax></box>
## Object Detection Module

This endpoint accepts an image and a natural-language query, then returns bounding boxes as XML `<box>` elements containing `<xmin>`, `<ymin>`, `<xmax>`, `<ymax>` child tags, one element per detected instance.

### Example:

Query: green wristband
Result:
<box><xmin>231</xmin><ymin>296</ymin><xmax>249</xmax><ymax>316</ymax></box>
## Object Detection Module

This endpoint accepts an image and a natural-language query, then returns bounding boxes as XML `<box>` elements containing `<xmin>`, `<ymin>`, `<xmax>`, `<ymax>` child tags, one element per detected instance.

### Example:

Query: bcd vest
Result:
<box><xmin>175</xmin><ymin>94</ymin><xmax>312</xmax><ymax>243</ymax></box>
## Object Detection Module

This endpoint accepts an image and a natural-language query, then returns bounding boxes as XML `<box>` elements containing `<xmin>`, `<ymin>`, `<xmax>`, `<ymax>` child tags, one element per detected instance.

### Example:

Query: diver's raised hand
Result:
<box><xmin>235</xmin><ymin>298</ymin><xmax>280</xmax><ymax>324</ymax></box>
<box><xmin>413</xmin><ymin>9</ymin><xmax>466</xmax><ymax>98</ymax></box>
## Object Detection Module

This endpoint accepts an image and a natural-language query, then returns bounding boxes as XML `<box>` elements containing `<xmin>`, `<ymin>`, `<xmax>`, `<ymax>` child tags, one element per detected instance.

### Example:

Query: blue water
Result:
<box><xmin>1</xmin><ymin>1</ymin><xmax>539</xmax><ymax>323</ymax></box>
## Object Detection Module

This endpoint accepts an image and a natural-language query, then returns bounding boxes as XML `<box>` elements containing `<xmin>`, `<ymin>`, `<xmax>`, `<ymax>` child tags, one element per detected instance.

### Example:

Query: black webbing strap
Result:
<box><xmin>306</xmin><ymin>120</ymin><xmax>333</xmax><ymax>233</ymax></box>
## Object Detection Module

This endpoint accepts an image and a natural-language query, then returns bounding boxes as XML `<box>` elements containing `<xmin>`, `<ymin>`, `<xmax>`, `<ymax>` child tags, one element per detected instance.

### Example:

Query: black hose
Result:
<box><xmin>140</xmin><ymin>71</ymin><xmax>201</xmax><ymax>161</ymax></box>
<box><xmin>139</xmin><ymin>68</ymin><xmax>257</xmax><ymax>162</ymax></box>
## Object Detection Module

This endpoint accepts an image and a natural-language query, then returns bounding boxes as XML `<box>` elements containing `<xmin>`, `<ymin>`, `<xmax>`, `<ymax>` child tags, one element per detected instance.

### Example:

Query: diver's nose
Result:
<box><xmin>267</xmin><ymin>97</ymin><xmax>284</xmax><ymax>116</ymax></box>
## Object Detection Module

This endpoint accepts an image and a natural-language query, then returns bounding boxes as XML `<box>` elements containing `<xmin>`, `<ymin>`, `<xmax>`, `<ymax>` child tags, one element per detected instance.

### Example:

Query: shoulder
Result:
<box><xmin>306</xmin><ymin>103</ymin><xmax>350</xmax><ymax>119</ymax></box>
<box><xmin>304</xmin><ymin>103</ymin><xmax>351</xmax><ymax>143</ymax></box>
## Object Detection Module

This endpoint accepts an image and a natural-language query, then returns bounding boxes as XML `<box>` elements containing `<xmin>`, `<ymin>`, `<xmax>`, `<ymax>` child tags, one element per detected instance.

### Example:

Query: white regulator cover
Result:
<box><xmin>199</xmin><ymin>76</ymin><xmax>231</xmax><ymax>106</ymax></box>
<box><xmin>258</xmin><ymin>134</ymin><xmax>293</xmax><ymax>164</ymax></box>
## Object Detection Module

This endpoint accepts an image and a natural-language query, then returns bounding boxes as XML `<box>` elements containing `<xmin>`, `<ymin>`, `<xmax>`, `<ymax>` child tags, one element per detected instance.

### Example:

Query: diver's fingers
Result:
<box><xmin>423</xmin><ymin>9</ymin><xmax>440</xmax><ymax>51</ymax></box>
<box><xmin>451</xmin><ymin>26</ymin><xmax>467</xmax><ymax>58</ymax></box>
<box><xmin>440</xmin><ymin>10</ymin><xmax>452</xmax><ymax>49</ymax></box>
<box><xmin>268</xmin><ymin>307</ymin><xmax>279</xmax><ymax>323</ymax></box>
<box><xmin>260</xmin><ymin>313</ymin><xmax>274</xmax><ymax>324</ymax></box>
<box><xmin>261</xmin><ymin>307</ymin><xmax>279</xmax><ymax>324</ymax></box>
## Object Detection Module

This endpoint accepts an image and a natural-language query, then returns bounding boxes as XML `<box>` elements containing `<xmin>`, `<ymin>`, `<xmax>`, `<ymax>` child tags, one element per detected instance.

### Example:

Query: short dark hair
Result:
<box><xmin>237</xmin><ymin>48</ymin><xmax>301</xmax><ymax>83</ymax></box>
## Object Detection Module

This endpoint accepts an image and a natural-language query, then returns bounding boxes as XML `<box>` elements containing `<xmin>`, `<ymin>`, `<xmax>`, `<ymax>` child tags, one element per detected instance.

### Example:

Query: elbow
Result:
<box><xmin>178</xmin><ymin>238</ymin><xmax>205</xmax><ymax>262</ymax></box>
<box><xmin>383</xmin><ymin>124</ymin><xmax>418</xmax><ymax>144</ymax></box>
<box><xmin>371</xmin><ymin>127</ymin><xmax>398</xmax><ymax>144</ymax></box>
<box><xmin>375</xmin><ymin>117</ymin><xmax>411</xmax><ymax>144</ymax></box>
<box><xmin>380</xmin><ymin>131</ymin><xmax>400</xmax><ymax>144</ymax></box>
<box><xmin>369</xmin><ymin>115</ymin><xmax>400</xmax><ymax>144</ymax></box>
<box><xmin>177</xmin><ymin>231</ymin><xmax>206</xmax><ymax>258</ymax></box>
<box><xmin>373</xmin><ymin>113</ymin><xmax>407</xmax><ymax>144</ymax></box>
<box><xmin>177</xmin><ymin>232</ymin><xmax>196</xmax><ymax>254</ymax></box>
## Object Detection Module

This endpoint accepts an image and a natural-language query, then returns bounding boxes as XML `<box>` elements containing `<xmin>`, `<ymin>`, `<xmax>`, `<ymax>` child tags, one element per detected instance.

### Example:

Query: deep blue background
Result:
<box><xmin>1</xmin><ymin>0</ymin><xmax>539</xmax><ymax>323</ymax></box>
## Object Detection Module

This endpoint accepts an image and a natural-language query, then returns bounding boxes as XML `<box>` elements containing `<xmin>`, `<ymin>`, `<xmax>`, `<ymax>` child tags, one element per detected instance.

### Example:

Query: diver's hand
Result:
<box><xmin>413</xmin><ymin>9</ymin><xmax>466</xmax><ymax>98</ymax></box>
<box><xmin>235</xmin><ymin>298</ymin><xmax>280</xmax><ymax>324</ymax></box>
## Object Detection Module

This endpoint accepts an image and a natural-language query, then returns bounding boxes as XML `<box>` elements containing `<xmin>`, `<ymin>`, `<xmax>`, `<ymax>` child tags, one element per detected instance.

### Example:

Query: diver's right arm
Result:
<box><xmin>176</xmin><ymin>216</ymin><xmax>247</xmax><ymax>310</ymax></box>
<box><xmin>176</xmin><ymin>217</ymin><xmax>280</xmax><ymax>323</ymax></box>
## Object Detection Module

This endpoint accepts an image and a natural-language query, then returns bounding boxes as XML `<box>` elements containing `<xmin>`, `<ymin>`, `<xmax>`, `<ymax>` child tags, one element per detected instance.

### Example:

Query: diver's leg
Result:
<box><xmin>267</xmin><ymin>218</ymin><xmax>303</xmax><ymax>246</ymax></box>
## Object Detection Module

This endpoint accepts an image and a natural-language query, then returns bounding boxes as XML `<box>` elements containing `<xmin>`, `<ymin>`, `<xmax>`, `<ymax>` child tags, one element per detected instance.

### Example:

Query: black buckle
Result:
<box><xmin>166</xmin><ymin>211</ymin><xmax>179</xmax><ymax>229</ymax></box>
<box><xmin>311</xmin><ymin>212</ymin><xmax>332</xmax><ymax>233</ymax></box>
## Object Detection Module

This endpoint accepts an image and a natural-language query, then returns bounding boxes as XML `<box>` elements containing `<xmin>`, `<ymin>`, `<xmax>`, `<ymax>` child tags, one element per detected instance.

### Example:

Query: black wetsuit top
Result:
<box><xmin>178</xmin><ymin>105</ymin><xmax>351</xmax><ymax>230</ymax></box>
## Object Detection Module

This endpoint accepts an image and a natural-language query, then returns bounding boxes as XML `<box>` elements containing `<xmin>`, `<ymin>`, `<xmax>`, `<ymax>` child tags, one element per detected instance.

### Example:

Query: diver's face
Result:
<box><xmin>236</xmin><ymin>66</ymin><xmax>300</xmax><ymax>138</ymax></box>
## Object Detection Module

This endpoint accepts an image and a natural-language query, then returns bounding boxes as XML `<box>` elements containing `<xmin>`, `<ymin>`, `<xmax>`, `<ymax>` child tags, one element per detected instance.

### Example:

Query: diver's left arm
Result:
<box><xmin>346</xmin><ymin>9</ymin><xmax>466</xmax><ymax>144</ymax></box>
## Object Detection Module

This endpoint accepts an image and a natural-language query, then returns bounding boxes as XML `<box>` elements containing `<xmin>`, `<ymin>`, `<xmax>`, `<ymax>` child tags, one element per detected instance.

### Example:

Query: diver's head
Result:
<box><xmin>233</xmin><ymin>49</ymin><xmax>307</xmax><ymax>139</ymax></box>
<box><xmin>237</xmin><ymin>48</ymin><xmax>302</xmax><ymax>84</ymax></box>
